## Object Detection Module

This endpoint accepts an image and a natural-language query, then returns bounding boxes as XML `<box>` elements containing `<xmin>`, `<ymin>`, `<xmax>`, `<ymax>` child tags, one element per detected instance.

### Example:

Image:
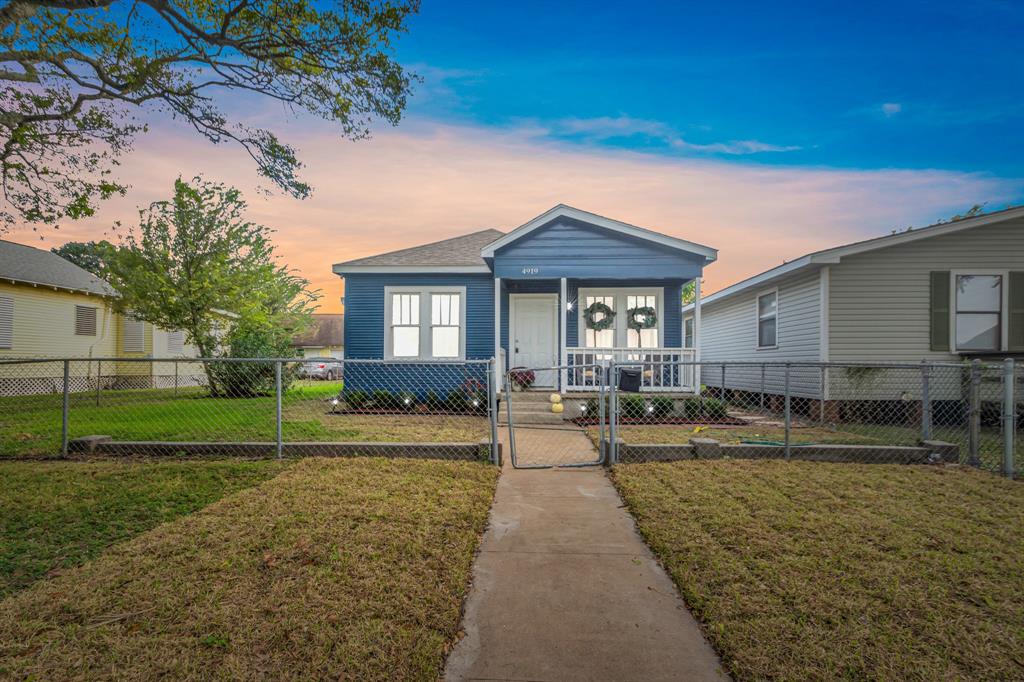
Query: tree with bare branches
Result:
<box><xmin>0</xmin><ymin>0</ymin><xmax>418</xmax><ymax>230</ymax></box>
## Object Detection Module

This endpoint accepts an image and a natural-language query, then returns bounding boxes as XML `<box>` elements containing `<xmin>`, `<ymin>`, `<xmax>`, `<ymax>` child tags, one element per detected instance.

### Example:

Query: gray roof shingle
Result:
<box><xmin>0</xmin><ymin>240</ymin><xmax>115</xmax><ymax>296</ymax></box>
<box><xmin>333</xmin><ymin>229</ymin><xmax>504</xmax><ymax>268</ymax></box>
<box><xmin>291</xmin><ymin>313</ymin><xmax>344</xmax><ymax>347</ymax></box>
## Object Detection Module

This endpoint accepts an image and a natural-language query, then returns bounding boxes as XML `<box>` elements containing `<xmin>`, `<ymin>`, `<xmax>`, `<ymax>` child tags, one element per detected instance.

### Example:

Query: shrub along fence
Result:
<box><xmin>0</xmin><ymin>357</ymin><xmax>500</xmax><ymax>463</ymax></box>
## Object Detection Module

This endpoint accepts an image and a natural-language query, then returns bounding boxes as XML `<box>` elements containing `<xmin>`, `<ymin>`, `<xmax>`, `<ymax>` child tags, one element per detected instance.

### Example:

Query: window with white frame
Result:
<box><xmin>683</xmin><ymin>316</ymin><xmax>694</xmax><ymax>349</ymax></box>
<box><xmin>583</xmin><ymin>295</ymin><xmax>615</xmax><ymax>348</ymax></box>
<box><xmin>756</xmin><ymin>290</ymin><xmax>777</xmax><ymax>348</ymax></box>
<box><xmin>385</xmin><ymin>287</ymin><xmax>465</xmax><ymax>359</ymax></box>
<box><xmin>431</xmin><ymin>293</ymin><xmax>460</xmax><ymax>357</ymax></box>
<box><xmin>955</xmin><ymin>274</ymin><xmax>1003</xmax><ymax>351</ymax></box>
<box><xmin>626</xmin><ymin>294</ymin><xmax>659</xmax><ymax>349</ymax></box>
<box><xmin>578</xmin><ymin>288</ymin><xmax>662</xmax><ymax>349</ymax></box>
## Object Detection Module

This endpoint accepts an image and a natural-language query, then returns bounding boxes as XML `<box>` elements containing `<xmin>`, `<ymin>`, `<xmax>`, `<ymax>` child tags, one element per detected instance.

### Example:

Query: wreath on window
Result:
<box><xmin>583</xmin><ymin>301</ymin><xmax>616</xmax><ymax>331</ymax></box>
<box><xmin>626</xmin><ymin>306</ymin><xmax>658</xmax><ymax>332</ymax></box>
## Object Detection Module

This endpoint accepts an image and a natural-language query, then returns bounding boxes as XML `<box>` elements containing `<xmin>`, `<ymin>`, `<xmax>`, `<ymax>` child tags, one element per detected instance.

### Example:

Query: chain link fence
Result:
<box><xmin>603</xmin><ymin>360</ymin><xmax>1019</xmax><ymax>478</ymax></box>
<box><xmin>0</xmin><ymin>358</ymin><xmax>499</xmax><ymax>462</ymax></box>
<box><xmin>1</xmin><ymin>356</ymin><xmax>1018</xmax><ymax>478</ymax></box>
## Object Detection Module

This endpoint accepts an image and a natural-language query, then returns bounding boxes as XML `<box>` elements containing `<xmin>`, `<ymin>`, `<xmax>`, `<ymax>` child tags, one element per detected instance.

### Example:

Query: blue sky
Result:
<box><xmin>396</xmin><ymin>0</ymin><xmax>1024</xmax><ymax>181</ymax></box>
<box><xmin>28</xmin><ymin>0</ymin><xmax>1024</xmax><ymax>311</ymax></box>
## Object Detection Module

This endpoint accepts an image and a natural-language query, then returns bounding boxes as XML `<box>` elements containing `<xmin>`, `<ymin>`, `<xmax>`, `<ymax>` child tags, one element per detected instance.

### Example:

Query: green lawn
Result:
<box><xmin>613</xmin><ymin>460</ymin><xmax>1024</xmax><ymax>681</ymax></box>
<box><xmin>0</xmin><ymin>459</ymin><xmax>290</xmax><ymax>597</ymax></box>
<box><xmin>1</xmin><ymin>381</ymin><xmax>487</xmax><ymax>458</ymax></box>
<box><xmin>0</xmin><ymin>458</ymin><xmax>498</xmax><ymax>680</ymax></box>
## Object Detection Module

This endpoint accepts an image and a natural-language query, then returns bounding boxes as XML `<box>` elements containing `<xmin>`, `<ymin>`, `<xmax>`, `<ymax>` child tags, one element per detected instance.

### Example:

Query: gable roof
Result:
<box><xmin>333</xmin><ymin>229</ymin><xmax>503</xmax><ymax>274</ymax></box>
<box><xmin>291</xmin><ymin>313</ymin><xmax>344</xmax><ymax>348</ymax></box>
<box><xmin>686</xmin><ymin>204</ymin><xmax>1024</xmax><ymax>311</ymax></box>
<box><xmin>481</xmin><ymin>204</ymin><xmax>718</xmax><ymax>262</ymax></box>
<box><xmin>0</xmin><ymin>240</ymin><xmax>114</xmax><ymax>296</ymax></box>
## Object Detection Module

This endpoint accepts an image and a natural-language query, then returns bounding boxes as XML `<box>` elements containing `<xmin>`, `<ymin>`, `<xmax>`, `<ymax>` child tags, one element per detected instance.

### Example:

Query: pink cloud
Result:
<box><xmin>8</xmin><ymin>119</ymin><xmax>1022</xmax><ymax>313</ymax></box>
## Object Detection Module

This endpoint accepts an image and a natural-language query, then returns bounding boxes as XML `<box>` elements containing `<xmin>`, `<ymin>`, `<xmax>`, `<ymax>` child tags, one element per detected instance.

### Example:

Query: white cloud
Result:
<box><xmin>881</xmin><ymin>102</ymin><xmax>902</xmax><ymax>117</ymax></box>
<box><xmin>538</xmin><ymin>115</ymin><xmax>802</xmax><ymax>155</ymax></box>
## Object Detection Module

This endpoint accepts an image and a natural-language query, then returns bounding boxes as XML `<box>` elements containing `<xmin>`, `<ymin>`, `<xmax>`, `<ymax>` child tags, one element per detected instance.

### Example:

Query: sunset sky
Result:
<box><xmin>9</xmin><ymin>1</ymin><xmax>1024</xmax><ymax>313</ymax></box>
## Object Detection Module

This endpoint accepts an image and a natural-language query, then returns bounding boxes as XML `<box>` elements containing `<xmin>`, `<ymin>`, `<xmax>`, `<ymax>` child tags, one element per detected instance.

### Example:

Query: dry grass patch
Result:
<box><xmin>0</xmin><ymin>459</ymin><xmax>288</xmax><ymax>598</ymax></box>
<box><xmin>0</xmin><ymin>457</ymin><xmax>498</xmax><ymax>680</ymax></box>
<box><xmin>612</xmin><ymin>461</ymin><xmax>1024</xmax><ymax>681</ymax></box>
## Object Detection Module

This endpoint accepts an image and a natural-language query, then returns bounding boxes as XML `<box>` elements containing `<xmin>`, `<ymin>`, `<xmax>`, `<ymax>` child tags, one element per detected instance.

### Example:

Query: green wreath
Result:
<box><xmin>583</xmin><ymin>301</ymin><xmax>616</xmax><ymax>331</ymax></box>
<box><xmin>626</xmin><ymin>306</ymin><xmax>658</xmax><ymax>332</ymax></box>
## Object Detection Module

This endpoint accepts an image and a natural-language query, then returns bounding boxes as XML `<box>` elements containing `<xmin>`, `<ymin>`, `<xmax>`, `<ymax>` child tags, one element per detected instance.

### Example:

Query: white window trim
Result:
<box><xmin>755</xmin><ymin>288</ymin><xmax>779</xmax><ymax>350</ymax></box>
<box><xmin>950</xmin><ymin>269</ymin><xmax>1010</xmax><ymax>353</ymax></box>
<box><xmin>683</xmin><ymin>314</ymin><xmax>694</xmax><ymax>349</ymax></box>
<box><xmin>384</xmin><ymin>286</ymin><xmax>467</xmax><ymax>360</ymax></box>
<box><xmin>577</xmin><ymin>287</ymin><xmax>665</xmax><ymax>348</ymax></box>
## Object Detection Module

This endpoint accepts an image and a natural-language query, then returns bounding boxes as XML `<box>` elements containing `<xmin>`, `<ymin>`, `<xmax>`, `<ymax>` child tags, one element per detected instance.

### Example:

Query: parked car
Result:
<box><xmin>296</xmin><ymin>357</ymin><xmax>343</xmax><ymax>381</ymax></box>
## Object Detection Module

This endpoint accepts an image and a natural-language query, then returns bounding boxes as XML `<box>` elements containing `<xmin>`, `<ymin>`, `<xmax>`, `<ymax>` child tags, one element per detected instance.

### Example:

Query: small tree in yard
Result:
<box><xmin>103</xmin><ymin>176</ymin><xmax>317</xmax><ymax>396</ymax></box>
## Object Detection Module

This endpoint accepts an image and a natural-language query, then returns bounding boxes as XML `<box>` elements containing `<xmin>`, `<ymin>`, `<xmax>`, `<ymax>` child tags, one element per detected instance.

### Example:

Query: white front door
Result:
<box><xmin>510</xmin><ymin>294</ymin><xmax>558</xmax><ymax>388</ymax></box>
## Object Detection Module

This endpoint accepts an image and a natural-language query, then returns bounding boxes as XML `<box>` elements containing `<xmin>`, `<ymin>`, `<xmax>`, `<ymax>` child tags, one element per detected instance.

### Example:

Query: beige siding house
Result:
<box><xmin>0</xmin><ymin>240</ymin><xmax>201</xmax><ymax>394</ymax></box>
<box><xmin>688</xmin><ymin>206</ymin><xmax>1024</xmax><ymax>403</ymax></box>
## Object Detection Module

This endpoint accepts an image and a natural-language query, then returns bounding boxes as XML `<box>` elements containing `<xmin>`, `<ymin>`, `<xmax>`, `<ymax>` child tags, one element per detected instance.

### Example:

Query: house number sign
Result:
<box><xmin>521</xmin><ymin>267</ymin><xmax>540</xmax><ymax>275</ymax></box>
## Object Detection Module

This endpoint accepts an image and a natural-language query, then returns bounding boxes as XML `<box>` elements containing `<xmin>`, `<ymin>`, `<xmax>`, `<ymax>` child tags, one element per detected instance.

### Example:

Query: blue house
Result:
<box><xmin>333</xmin><ymin>205</ymin><xmax>717</xmax><ymax>394</ymax></box>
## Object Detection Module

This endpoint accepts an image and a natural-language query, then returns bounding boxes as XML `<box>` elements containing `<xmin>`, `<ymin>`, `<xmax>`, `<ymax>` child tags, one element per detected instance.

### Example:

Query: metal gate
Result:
<box><xmin>505</xmin><ymin>364</ymin><xmax>608</xmax><ymax>469</ymax></box>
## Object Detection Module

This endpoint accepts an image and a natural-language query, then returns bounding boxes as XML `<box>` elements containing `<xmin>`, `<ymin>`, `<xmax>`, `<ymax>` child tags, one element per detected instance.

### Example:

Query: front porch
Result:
<box><xmin>495</xmin><ymin>277</ymin><xmax>701</xmax><ymax>393</ymax></box>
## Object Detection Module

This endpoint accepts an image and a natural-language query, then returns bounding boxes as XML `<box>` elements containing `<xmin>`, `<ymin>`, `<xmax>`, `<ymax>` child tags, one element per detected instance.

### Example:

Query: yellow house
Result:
<box><xmin>0</xmin><ymin>240</ymin><xmax>202</xmax><ymax>394</ymax></box>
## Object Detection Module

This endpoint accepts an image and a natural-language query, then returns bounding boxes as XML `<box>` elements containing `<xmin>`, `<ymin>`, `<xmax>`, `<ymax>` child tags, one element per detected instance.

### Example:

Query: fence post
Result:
<box><xmin>760</xmin><ymin>363</ymin><xmax>766</xmax><ymax>411</ymax></box>
<box><xmin>275</xmin><ymin>360</ymin><xmax>283</xmax><ymax>459</ymax></box>
<box><xmin>488</xmin><ymin>357</ymin><xmax>500</xmax><ymax>466</ymax></box>
<box><xmin>608</xmin><ymin>360</ymin><xmax>617</xmax><ymax>465</ymax></box>
<box><xmin>968</xmin><ymin>359</ymin><xmax>982</xmax><ymax>467</ymax></box>
<box><xmin>921</xmin><ymin>362</ymin><xmax>932</xmax><ymax>442</ymax></box>
<box><xmin>783</xmin><ymin>363</ymin><xmax>791</xmax><ymax>461</ymax></box>
<box><xmin>819</xmin><ymin>365</ymin><xmax>826</xmax><ymax>424</ymax></box>
<box><xmin>174</xmin><ymin>359</ymin><xmax>179</xmax><ymax>396</ymax></box>
<box><xmin>95</xmin><ymin>359</ymin><xmax>101</xmax><ymax>407</ymax></box>
<box><xmin>61</xmin><ymin>359</ymin><xmax>70</xmax><ymax>457</ymax></box>
<box><xmin>720</xmin><ymin>363</ymin><xmax>726</xmax><ymax>402</ymax></box>
<box><xmin>1004</xmin><ymin>358</ymin><xmax>1015</xmax><ymax>479</ymax></box>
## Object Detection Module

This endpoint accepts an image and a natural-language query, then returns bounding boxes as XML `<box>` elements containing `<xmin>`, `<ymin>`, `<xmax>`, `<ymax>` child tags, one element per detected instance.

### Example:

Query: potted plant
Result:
<box><xmin>508</xmin><ymin>367</ymin><xmax>536</xmax><ymax>391</ymax></box>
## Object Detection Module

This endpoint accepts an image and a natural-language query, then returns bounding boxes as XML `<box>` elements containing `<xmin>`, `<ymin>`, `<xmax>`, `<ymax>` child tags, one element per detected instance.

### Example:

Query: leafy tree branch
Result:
<box><xmin>1</xmin><ymin>0</ymin><xmax>419</xmax><ymax>230</ymax></box>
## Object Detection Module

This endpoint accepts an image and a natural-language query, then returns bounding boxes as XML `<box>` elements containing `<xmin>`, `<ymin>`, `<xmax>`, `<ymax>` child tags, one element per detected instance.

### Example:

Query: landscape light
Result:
<box><xmin>330</xmin><ymin>398</ymin><xmax>339</xmax><ymax>406</ymax></box>
<box><xmin>404</xmin><ymin>397</ymin><xmax>412</xmax><ymax>405</ymax></box>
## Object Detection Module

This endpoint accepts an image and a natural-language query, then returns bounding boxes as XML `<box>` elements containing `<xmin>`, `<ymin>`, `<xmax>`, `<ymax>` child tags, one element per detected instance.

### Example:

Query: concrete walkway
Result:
<box><xmin>444</xmin><ymin>464</ymin><xmax>728</xmax><ymax>681</ymax></box>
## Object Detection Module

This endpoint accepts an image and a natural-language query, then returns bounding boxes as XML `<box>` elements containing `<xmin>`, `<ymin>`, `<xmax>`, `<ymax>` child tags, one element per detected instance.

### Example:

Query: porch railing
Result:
<box><xmin>565</xmin><ymin>347</ymin><xmax>697</xmax><ymax>392</ymax></box>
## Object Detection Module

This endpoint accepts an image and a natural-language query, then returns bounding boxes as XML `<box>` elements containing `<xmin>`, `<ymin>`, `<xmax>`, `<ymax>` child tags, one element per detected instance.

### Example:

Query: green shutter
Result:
<box><xmin>1009</xmin><ymin>271</ymin><xmax>1024</xmax><ymax>352</ymax></box>
<box><xmin>930</xmin><ymin>271</ymin><xmax>950</xmax><ymax>352</ymax></box>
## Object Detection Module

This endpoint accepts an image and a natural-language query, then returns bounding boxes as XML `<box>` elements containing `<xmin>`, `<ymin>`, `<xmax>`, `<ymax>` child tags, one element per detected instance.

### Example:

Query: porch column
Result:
<box><xmin>559</xmin><ymin>277</ymin><xmax>568</xmax><ymax>392</ymax></box>
<box><xmin>693</xmin><ymin>277</ymin><xmax>702</xmax><ymax>395</ymax></box>
<box><xmin>494</xmin><ymin>277</ymin><xmax>502</xmax><ymax>368</ymax></box>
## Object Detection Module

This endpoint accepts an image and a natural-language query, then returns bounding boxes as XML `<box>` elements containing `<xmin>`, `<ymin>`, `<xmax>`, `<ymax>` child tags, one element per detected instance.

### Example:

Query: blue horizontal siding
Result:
<box><xmin>344</xmin><ymin>273</ymin><xmax>494</xmax><ymax>360</ymax></box>
<box><xmin>493</xmin><ymin>218</ymin><xmax>705</xmax><ymax>280</ymax></box>
<box><xmin>343</xmin><ymin>273</ymin><xmax>494</xmax><ymax>395</ymax></box>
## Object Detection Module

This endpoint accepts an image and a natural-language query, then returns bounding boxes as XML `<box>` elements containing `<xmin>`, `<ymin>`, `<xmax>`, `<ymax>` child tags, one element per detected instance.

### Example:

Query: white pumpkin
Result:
<box><xmin>551</xmin><ymin>402</ymin><xmax>565</xmax><ymax>414</ymax></box>
<box><xmin>549</xmin><ymin>393</ymin><xmax>562</xmax><ymax>404</ymax></box>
